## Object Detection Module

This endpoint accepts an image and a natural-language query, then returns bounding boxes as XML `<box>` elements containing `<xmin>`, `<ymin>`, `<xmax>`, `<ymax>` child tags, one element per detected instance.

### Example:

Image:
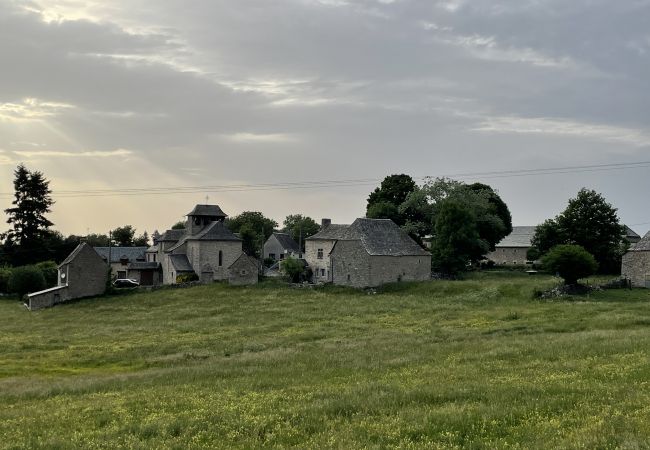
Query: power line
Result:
<box><xmin>0</xmin><ymin>160</ymin><xmax>649</xmax><ymax>199</ymax></box>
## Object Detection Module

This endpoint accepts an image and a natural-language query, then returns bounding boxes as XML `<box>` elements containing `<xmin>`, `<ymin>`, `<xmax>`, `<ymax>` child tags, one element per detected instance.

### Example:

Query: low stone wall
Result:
<box><xmin>27</xmin><ymin>286</ymin><xmax>71</xmax><ymax>311</ymax></box>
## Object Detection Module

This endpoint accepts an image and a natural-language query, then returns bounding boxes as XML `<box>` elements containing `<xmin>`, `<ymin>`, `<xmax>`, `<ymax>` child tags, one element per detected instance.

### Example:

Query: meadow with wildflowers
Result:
<box><xmin>1</xmin><ymin>272</ymin><xmax>650</xmax><ymax>449</ymax></box>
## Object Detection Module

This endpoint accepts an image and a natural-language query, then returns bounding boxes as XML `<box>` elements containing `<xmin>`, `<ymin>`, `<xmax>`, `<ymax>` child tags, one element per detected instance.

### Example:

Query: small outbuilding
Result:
<box><xmin>621</xmin><ymin>231</ymin><xmax>650</xmax><ymax>288</ymax></box>
<box><xmin>263</xmin><ymin>232</ymin><xmax>302</xmax><ymax>261</ymax></box>
<box><xmin>228</xmin><ymin>253</ymin><xmax>259</xmax><ymax>286</ymax></box>
<box><xmin>27</xmin><ymin>243</ymin><xmax>108</xmax><ymax>310</ymax></box>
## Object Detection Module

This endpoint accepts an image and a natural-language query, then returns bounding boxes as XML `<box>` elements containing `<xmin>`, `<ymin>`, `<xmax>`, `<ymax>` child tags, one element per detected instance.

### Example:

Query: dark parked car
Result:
<box><xmin>113</xmin><ymin>278</ymin><xmax>140</xmax><ymax>288</ymax></box>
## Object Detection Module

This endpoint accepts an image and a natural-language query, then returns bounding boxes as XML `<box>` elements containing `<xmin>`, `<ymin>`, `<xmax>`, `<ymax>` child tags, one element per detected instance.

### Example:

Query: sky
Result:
<box><xmin>1</xmin><ymin>0</ymin><xmax>649</xmax><ymax>237</ymax></box>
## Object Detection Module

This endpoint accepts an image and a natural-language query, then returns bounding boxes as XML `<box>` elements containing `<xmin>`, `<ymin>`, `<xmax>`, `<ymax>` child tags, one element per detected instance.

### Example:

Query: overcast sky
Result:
<box><xmin>1</xmin><ymin>0</ymin><xmax>649</xmax><ymax>237</ymax></box>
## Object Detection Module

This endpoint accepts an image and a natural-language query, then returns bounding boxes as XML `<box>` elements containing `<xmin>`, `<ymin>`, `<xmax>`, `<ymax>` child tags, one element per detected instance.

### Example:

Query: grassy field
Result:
<box><xmin>1</xmin><ymin>273</ymin><xmax>650</xmax><ymax>449</ymax></box>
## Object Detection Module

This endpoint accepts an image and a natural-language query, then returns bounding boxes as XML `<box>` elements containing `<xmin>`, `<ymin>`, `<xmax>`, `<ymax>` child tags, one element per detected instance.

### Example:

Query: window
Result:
<box><xmin>153</xmin><ymin>254</ymin><xmax>156</xmax><ymax>262</ymax></box>
<box><xmin>317</xmin><ymin>249</ymin><xmax>324</xmax><ymax>259</ymax></box>
<box><xmin>269</xmin><ymin>253</ymin><xmax>276</xmax><ymax>260</ymax></box>
<box><xmin>117</xmin><ymin>271</ymin><xmax>127</xmax><ymax>279</ymax></box>
<box><xmin>218</xmin><ymin>250</ymin><xmax>223</xmax><ymax>267</ymax></box>
<box><xmin>347</xmin><ymin>274</ymin><xmax>351</xmax><ymax>282</ymax></box>
<box><xmin>280</xmin><ymin>254</ymin><xmax>285</xmax><ymax>260</ymax></box>
<box><xmin>240</xmin><ymin>270</ymin><xmax>248</xmax><ymax>276</ymax></box>
<box><xmin>321</xmin><ymin>268</ymin><xmax>325</xmax><ymax>277</ymax></box>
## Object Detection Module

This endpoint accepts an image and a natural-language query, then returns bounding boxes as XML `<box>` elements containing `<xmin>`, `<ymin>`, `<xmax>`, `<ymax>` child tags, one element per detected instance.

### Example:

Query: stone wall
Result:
<box><xmin>622</xmin><ymin>251</ymin><xmax>650</xmax><ymax>288</ymax></box>
<box><xmin>27</xmin><ymin>286</ymin><xmax>70</xmax><ymax>310</ymax></box>
<box><xmin>229</xmin><ymin>257</ymin><xmax>259</xmax><ymax>286</ymax></box>
<box><xmin>195</xmin><ymin>240</ymin><xmax>242</xmax><ymax>281</ymax></box>
<box><xmin>305</xmin><ymin>239</ymin><xmax>336</xmax><ymax>282</ymax></box>
<box><xmin>331</xmin><ymin>240</ymin><xmax>371</xmax><ymax>288</ymax></box>
<box><xmin>65</xmin><ymin>245</ymin><xmax>108</xmax><ymax>299</ymax></box>
<box><xmin>486</xmin><ymin>247</ymin><xmax>531</xmax><ymax>265</ymax></box>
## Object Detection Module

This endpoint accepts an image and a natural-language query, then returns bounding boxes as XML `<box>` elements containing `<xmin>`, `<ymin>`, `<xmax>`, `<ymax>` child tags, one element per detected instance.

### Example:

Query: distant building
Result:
<box><xmin>263</xmin><ymin>232</ymin><xmax>302</xmax><ymax>261</ymax></box>
<box><xmin>94</xmin><ymin>247</ymin><xmax>148</xmax><ymax>280</ymax></box>
<box><xmin>228</xmin><ymin>253</ymin><xmax>259</xmax><ymax>286</ymax></box>
<box><xmin>486</xmin><ymin>226</ymin><xmax>537</xmax><ymax>265</ymax></box>
<box><xmin>622</xmin><ymin>231</ymin><xmax>650</xmax><ymax>288</ymax></box>
<box><xmin>27</xmin><ymin>243</ymin><xmax>108</xmax><ymax>310</ymax></box>
<box><xmin>306</xmin><ymin>218</ymin><xmax>431</xmax><ymax>288</ymax></box>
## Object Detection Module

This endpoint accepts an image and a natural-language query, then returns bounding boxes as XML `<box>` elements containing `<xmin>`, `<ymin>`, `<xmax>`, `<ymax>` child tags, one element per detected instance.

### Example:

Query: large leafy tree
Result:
<box><xmin>366</xmin><ymin>174</ymin><xmax>418</xmax><ymax>226</ymax></box>
<box><xmin>111</xmin><ymin>225</ymin><xmax>136</xmax><ymax>247</ymax></box>
<box><xmin>542</xmin><ymin>244</ymin><xmax>598</xmax><ymax>285</ymax></box>
<box><xmin>226</xmin><ymin>212</ymin><xmax>277</xmax><ymax>257</ymax></box>
<box><xmin>530</xmin><ymin>189</ymin><xmax>625</xmax><ymax>274</ymax></box>
<box><xmin>282</xmin><ymin>214</ymin><xmax>319</xmax><ymax>251</ymax></box>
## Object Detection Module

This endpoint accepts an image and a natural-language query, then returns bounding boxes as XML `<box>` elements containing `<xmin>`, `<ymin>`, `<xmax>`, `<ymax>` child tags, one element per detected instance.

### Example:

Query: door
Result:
<box><xmin>140</xmin><ymin>271</ymin><xmax>154</xmax><ymax>286</ymax></box>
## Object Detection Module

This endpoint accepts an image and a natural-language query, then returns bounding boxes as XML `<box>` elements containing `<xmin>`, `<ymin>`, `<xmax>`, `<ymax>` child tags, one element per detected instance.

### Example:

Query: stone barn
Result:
<box><xmin>228</xmin><ymin>253</ymin><xmax>259</xmax><ymax>286</ymax></box>
<box><xmin>622</xmin><ymin>231</ymin><xmax>650</xmax><ymax>288</ymax></box>
<box><xmin>317</xmin><ymin>218</ymin><xmax>431</xmax><ymax>288</ymax></box>
<box><xmin>27</xmin><ymin>243</ymin><xmax>108</xmax><ymax>310</ymax></box>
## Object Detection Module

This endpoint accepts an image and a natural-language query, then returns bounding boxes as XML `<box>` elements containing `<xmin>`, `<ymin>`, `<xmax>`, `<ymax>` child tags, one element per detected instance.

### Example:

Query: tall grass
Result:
<box><xmin>0</xmin><ymin>274</ymin><xmax>649</xmax><ymax>448</ymax></box>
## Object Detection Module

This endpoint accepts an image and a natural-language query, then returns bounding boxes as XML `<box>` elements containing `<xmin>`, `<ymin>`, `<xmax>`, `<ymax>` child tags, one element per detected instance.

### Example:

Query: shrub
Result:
<box><xmin>8</xmin><ymin>266</ymin><xmax>46</xmax><ymax>300</ymax></box>
<box><xmin>0</xmin><ymin>266</ymin><xmax>12</xmax><ymax>294</ymax></box>
<box><xmin>35</xmin><ymin>261</ymin><xmax>58</xmax><ymax>288</ymax></box>
<box><xmin>280</xmin><ymin>257</ymin><xmax>305</xmax><ymax>283</ymax></box>
<box><xmin>541</xmin><ymin>244</ymin><xmax>598</xmax><ymax>285</ymax></box>
<box><xmin>176</xmin><ymin>272</ymin><xmax>199</xmax><ymax>283</ymax></box>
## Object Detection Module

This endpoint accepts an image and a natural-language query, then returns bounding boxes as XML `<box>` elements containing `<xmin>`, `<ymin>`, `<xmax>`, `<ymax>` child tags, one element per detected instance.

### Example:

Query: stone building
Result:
<box><xmin>305</xmin><ymin>219</ymin><xmax>350</xmax><ymax>283</ymax></box>
<box><xmin>486</xmin><ymin>226</ymin><xmax>537</xmax><ymax>265</ymax></box>
<box><xmin>228</xmin><ymin>253</ymin><xmax>259</xmax><ymax>286</ymax></box>
<box><xmin>263</xmin><ymin>232</ymin><xmax>302</xmax><ymax>261</ymax></box>
<box><xmin>155</xmin><ymin>204</ymin><xmax>246</xmax><ymax>284</ymax></box>
<box><xmin>94</xmin><ymin>247</ymin><xmax>147</xmax><ymax>280</ymax></box>
<box><xmin>621</xmin><ymin>231</ymin><xmax>650</xmax><ymax>288</ymax></box>
<box><xmin>306</xmin><ymin>218</ymin><xmax>430</xmax><ymax>288</ymax></box>
<box><xmin>27</xmin><ymin>243</ymin><xmax>108</xmax><ymax>310</ymax></box>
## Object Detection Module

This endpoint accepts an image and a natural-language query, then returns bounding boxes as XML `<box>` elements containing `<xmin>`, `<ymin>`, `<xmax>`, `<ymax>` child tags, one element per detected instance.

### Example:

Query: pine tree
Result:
<box><xmin>4</xmin><ymin>164</ymin><xmax>54</xmax><ymax>245</ymax></box>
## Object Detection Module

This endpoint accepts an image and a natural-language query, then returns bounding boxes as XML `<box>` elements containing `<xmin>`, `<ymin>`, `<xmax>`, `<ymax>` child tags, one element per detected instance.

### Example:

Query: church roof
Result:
<box><xmin>187</xmin><ymin>204</ymin><xmax>227</xmax><ymax>218</ymax></box>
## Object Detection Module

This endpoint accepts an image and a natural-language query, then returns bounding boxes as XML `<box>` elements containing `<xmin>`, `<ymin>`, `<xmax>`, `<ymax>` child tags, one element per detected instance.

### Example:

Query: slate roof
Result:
<box><xmin>624</xmin><ymin>225</ymin><xmax>641</xmax><ymax>240</ymax></box>
<box><xmin>306</xmin><ymin>224</ymin><xmax>350</xmax><ymax>240</ymax></box>
<box><xmin>94</xmin><ymin>247</ymin><xmax>147</xmax><ymax>263</ymax></box>
<box><xmin>271</xmin><ymin>232</ymin><xmax>301</xmax><ymax>253</ymax></box>
<box><xmin>229</xmin><ymin>252</ymin><xmax>259</xmax><ymax>270</ymax></box>
<box><xmin>127</xmin><ymin>261</ymin><xmax>161</xmax><ymax>270</ymax></box>
<box><xmin>629</xmin><ymin>231</ymin><xmax>650</xmax><ymax>251</ymax></box>
<box><xmin>495</xmin><ymin>226</ymin><xmax>537</xmax><ymax>248</ymax></box>
<box><xmin>169</xmin><ymin>254</ymin><xmax>194</xmax><ymax>272</ymax></box>
<box><xmin>60</xmin><ymin>243</ymin><xmax>89</xmax><ymax>266</ymax></box>
<box><xmin>187</xmin><ymin>204</ymin><xmax>227</xmax><ymax>218</ymax></box>
<box><xmin>166</xmin><ymin>221</ymin><xmax>241</xmax><ymax>252</ymax></box>
<box><xmin>159</xmin><ymin>229</ymin><xmax>185</xmax><ymax>242</ymax></box>
<box><xmin>335</xmin><ymin>218</ymin><xmax>429</xmax><ymax>256</ymax></box>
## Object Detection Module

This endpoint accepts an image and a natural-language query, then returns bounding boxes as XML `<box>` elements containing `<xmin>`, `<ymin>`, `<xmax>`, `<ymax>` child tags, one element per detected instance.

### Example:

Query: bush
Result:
<box><xmin>280</xmin><ymin>257</ymin><xmax>305</xmax><ymax>283</ymax></box>
<box><xmin>176</xmin><ymin>272</ymin><xmax>199</xmax><ymax>283</ymax></box>
<box><xmin>8</xmin><ymin>266</ymin><xmax>46</xmax><ymax>300</ymax></box>
<box><xmin>35</xmin><ymin>261</ymin><xmax>58</xmax><ymax>288</ymax></box>
<box><xmin>0</xmin><ymin>266</ymin><xmax>12</xmax><ymax>294</ymax></box>
<box><xmin>541</xmin><ymin>245</ymin><xmax>598</xmax><ymax>285</ymax></box>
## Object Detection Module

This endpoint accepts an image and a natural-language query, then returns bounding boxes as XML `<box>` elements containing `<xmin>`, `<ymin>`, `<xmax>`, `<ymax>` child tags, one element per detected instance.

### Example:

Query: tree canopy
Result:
<box><xmin>542</xmin><ymin>244</ymin><xmax>598</xmax><ymax>285</ymax></box>
<box><xmin>366</xmin><ymin>174</ymin><xmax>418</xmax><ymax>226</ymax></box>
<box><xmin>530</xmin><ymin>189</ymin><xmax>625</xmax><ymax>273</ymax></box>
<box><xmin>226</xmin><ymin>212</ymin><xmax>277</xmax><ymax>257</ymax></box>
<box><xmin>282</xmin><ymin>215</ymin><xmax>319</xmax><ymax>251</ymax></box>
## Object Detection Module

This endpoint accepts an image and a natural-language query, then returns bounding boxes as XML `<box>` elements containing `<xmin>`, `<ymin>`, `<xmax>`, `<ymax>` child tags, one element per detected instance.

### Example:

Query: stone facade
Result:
<box><xmin>486</xmin><ymin>247</ymin><xmax>531</xmax><ymax>265</ymax></box>
<box><xmin>27</xmin><ymin>243</ymin><xmax>108</xmax><ymax>310</ymax></box>
<box><xmin>621</xmin><ymin>231</ymin><xmax>650</xmax><ymax>288</ymax></box>
<box><xmin>264</xmin><ymin>233</ymin><xmax>301</xmax><ymax>261</ymax></box>
<box><xmin>305</xmin><ymin>239</ymin><xmax>337</xmax><ymax>282</ymax></box>
<box><xmin>228</xmin><ymin>253</ymin><xmax>259</xmax><ymax>285</ymax></box>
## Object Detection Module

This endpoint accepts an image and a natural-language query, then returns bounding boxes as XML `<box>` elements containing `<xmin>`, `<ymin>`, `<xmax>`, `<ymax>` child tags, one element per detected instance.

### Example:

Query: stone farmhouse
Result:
<box><xmin>27</xmin><ymin>243</ymin><xmax>108</xmax><ymax>310</ymax></box>
<box><xmin>153</xmin><ymin>204</ymin><xmax>248</xmax><ymax>284</ymax></box>
<box><xmin>263</xmin><ymin>232</ymin><xmax>302</xmax><ymax>262</ymax></box>
<box><xmin>305</xmin><ymin>218</ymin><xmax>431</xmax><ymax>288</ymax></box>
<box><xmin>486</xmin><ymin>226</ymin><xmax>537</xmax><ymax>265</ymax></box>
<box><xmin>621</xmin><ymin>231</ymin><xmax>650</xmax><ymax>288</ymax></box>
<box><xmin>94</xmin><ymin>247</ymin><xmax>151</xmax><ymax>282</ymax></box>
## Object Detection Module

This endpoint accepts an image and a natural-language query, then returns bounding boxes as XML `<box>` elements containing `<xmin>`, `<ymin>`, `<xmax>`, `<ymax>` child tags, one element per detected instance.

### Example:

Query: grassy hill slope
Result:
<box><xmin>1</xmin><ymin>273</ymin><xmax>650</xmax><ymax>449</ymax></box>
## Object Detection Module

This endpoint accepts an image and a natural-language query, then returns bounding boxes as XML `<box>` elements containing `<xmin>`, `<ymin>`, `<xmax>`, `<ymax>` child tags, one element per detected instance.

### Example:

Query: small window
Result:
<box><xmin>321</xmin><ymin>268</ymin><xmax>325</xmax><ymax>277</ymax></box>
<box><xmin>269</xmin><ymin>253</ymin><xmax>276</xmax><ymax>260</ymax></box>
<box><xmin>219</xmin><ymin>250</ymin><xmax>223</xmax><ymax>267</ymax></box>
<box><xmin>153</xmin><ymin>254</ymin><xmax>156</xmax><ymax>262</ymax></box>
<box><xmin>317</xmin><ymin>249</ymin><xmax>324</xmax><ymax>259</ymax></box>
<box><xmin>280</xmin><ymin>254</ymin><xmax>285</xmax><ymax>260</ymax></box>
<box><xmin>117</xmin><ymin>271</ymin><xmax>127</xmax><ymax>279</ymax></box>
<box><xmin>240</xmin><ymin>269</ymin><xmax>247</xmax><ymax>276</ymax></box>
<box><xmin>347</xmin><ymin>274</ymin><xmax>351</xmax><ymax>282</ymax></box>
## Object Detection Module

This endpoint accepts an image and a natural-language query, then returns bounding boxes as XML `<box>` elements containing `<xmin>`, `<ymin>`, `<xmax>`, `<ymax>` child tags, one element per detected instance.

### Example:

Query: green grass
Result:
<box><xmin>1</xmin><ymin>273</ymin><xmax>650</xmax><ymax>449</ymax></box>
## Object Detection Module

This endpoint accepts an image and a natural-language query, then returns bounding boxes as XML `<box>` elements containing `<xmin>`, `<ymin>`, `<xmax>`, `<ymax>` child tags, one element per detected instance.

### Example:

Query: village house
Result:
<box><xmin>263</xmin><ymin>232</ymin><xmax>302</xmax><ymax>261</ymax></box>
<box><xmin>621</xmin><ymin>231</ymin><xmax>650</xmax><ymax>288</ymax></box>
<box><xmin>94</xmin><ymin>247</ymin><xmax>147</xmax><ymax>280</ymax></box>
<box><xmin>305</xmin><ymin>218</ymin><xmax>431</xmax><ymax>288</ymax></box>
<box><xmin>27</xmin><ymin>243</ymin><xmax>108</xmax><ymax>310</ymax></box>
<box><xmin>486</xmin><ymin>226</ymin><xmax>537</xmax><ymax>265</ymax></box>
<box><xmin>154</xmin><ymin>204</ymin><xmax>247</xmax><ymax>284</ymax></box>
<box><xmin>228</xmin><ymin>253</ymin><xmax>260</xmax><ymax>285</ymax></box>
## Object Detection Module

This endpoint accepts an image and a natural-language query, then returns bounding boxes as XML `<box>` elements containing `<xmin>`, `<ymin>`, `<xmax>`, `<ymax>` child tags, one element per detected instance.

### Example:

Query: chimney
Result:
<box><xmin>321</xmin><ymin>218</ymin><xmax>332</xmax><ymax>229</ymax></box>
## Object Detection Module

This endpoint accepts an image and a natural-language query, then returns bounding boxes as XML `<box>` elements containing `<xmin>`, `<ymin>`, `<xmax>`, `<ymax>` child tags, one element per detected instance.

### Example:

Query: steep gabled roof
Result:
<box><xmin>495</xmin><ymin>226</ymin><xmax>537</xmax><ymax>248</ymax></box>
<box><xmin>228</xmin><ymin>252</ymin><xmax>259</xmax><ymax>270</ymax></box>
<box><xmin>629</xmin><ymin>231</ymin><xmax>650</xmax><ymax>251</ymax></box>
<box><xmin>187</xmin><ymin>204</ymin><xmax>227</xmax><ymax>218</ymax></box>
<box><xmin>193</xmin><ymin>221</ymin><xmax>241</xmax><ymax>241</ymax></box>
<box><xmin>270</xmin><ymin>232</ymin><xmax>300</xmax><ymax>253</ymax></box>
<box><xmin>335</xmin><ymin>218</ymin><xmax>429</xmax><ymax>256</ymax></box>
<box><xmin>60</xmin><ymin>242</ymin><xmax>89</xmax><ymax>266</ymax></box>
<box><xmin>94</xmin><ymin>247</ymin><xmax>147</xmax><ymax>263</ymax></box>
<box><xmin>624</xmin><ymin>225</ymin><xmax>641</xmax><ymax>240</ymax></box>
<box><xmin>159</xmin><ymin>229</ymin><xmax>185</xmax><ymax>242</ymax></box>
<box><xmin>306</xmin><ymin>224</ymin><xmax>350</xmax><ymax>240</ymax></box>
<box><xmin>169</xmin><ymin>254</ymin><xmax>194</xmax><ymax>272</ymax></box>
